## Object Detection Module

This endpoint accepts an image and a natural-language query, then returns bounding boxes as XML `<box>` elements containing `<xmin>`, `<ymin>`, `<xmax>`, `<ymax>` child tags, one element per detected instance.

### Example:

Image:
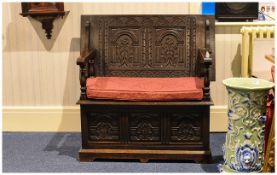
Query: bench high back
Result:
<box><xmin>80</xmin><ymin>15</ymin><xmax>215</xmax><ymax>80</ymax></box>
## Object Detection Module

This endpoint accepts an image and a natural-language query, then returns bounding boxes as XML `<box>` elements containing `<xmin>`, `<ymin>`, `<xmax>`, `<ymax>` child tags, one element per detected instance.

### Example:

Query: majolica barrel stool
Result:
<box><xmin>219</xmin><ymin>78</ymin><xmax>274</xmax><ymax>172</ymax></box>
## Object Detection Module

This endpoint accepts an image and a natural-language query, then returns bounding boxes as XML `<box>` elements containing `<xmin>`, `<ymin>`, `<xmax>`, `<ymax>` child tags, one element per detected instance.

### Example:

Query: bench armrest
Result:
<box><xmin>198</xmin><ymin>48</ymin><xmax>212</xmax><ymax>65</ymax></box>
<box><xmin>77</xmin><ymin>49</ymin><xmax>97</xmax><ymax>66</ymax></box>
<box><xmin>77</xmin><ymin>49</ymin><xmax>97</xmax><ymax>100</ymax></box>
<box><xmin>198</xmin><ymin>48</ymin><xmax>212</xmax><ymax>101</ymax></box>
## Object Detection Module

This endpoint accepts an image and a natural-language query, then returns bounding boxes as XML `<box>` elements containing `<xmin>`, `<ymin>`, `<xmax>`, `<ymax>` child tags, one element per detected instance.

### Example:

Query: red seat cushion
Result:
<box><xmin>86</xmin><ymin>77</ymin><xmax>204</xmax><ymax>101</ymax></box>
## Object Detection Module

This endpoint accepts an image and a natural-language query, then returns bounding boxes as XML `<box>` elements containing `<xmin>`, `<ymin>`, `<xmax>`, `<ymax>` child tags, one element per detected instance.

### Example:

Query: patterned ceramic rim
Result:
<box><xmin>222</xmin><ymin>78</ymin><xmax>274</xmax><ymax>90</ymax></box>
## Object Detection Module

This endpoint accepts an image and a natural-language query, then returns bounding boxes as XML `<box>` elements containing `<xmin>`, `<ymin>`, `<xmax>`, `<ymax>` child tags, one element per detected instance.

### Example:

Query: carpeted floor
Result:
<box><xmin>2</xmin><ymin>132</ymin><xmax>226</xmax><ymax>172</ymax></box>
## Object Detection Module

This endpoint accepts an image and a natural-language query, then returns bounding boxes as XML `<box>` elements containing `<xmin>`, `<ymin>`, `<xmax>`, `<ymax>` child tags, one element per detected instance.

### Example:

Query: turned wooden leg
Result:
<box><xmin>140</xmin><ymin>158</ymin><xmax>149</xmax><ymax>163</ymax></box>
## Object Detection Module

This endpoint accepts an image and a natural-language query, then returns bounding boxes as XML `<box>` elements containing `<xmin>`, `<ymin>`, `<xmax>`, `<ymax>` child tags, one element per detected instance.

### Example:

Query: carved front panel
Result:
<box><xmin>100</xmin><ymin>16</ymin><xmax>195</xmax><ymax>77</ymax></box>
<box><xmin>169</xmin><ymin>113</ymin><xmax>201</xmax><ymax>142</ymax></box>
<box><xmin>129</xmin><ymin>113</ymin><xmax>161</xmax><ymax>142</ymax></box>
<box><xmin>87</xmin><ymin>112</ymin><xmax>120</xmax><ymax>142</ymax></box>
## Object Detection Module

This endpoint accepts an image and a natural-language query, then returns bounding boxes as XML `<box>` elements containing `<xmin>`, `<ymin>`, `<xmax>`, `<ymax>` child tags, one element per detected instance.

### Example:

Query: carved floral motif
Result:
<box><xmin>95</xmin><ymin>122</ymin><xmax>112</xmax><ymax>139</ymax></box>
<box><xmin>135</xmin><ymin>121</ymin><xmax>154</xmax><ymax>140</ymax></box>
<box><xmin>88</xmin><ymin>113</ymin><xmax>120</xmax><ymax>141</ymax></box>
<box><xmin>175</xmin><ymin>122</ymin><xmax>199</xmax><ymax>141</ymax></box>
<box><xmin>170</xmin><ymin>113</ymin><xmax>201</xmax><ymax>141</ymax></box>
<box><xmin>129</xmin><ymin>114</ymin><xmax>160</xmax><ymax>141</ymax></box>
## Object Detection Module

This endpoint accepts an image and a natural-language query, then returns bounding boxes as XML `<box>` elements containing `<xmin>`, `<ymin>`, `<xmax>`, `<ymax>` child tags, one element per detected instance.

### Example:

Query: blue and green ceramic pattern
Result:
<box><xmin>219</xmin><ymin>78</ymin><xmax>274</xmax><ymax>172</ymax></box>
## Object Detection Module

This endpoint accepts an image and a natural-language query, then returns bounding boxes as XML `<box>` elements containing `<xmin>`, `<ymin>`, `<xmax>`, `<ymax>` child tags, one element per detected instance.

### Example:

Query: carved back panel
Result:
<box><xmin>80</xmin><ymin>15</ymin><xmax>215</xmax><ymax>80</ymax></box>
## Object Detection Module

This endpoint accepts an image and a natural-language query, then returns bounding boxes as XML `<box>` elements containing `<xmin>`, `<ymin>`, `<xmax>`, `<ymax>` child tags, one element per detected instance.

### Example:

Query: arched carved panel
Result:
<box><xmin>108</xmin><ymin>28</ymin><xmax>142</xmax><ymax>69</ymax></box>
<box><xmin>153</xmin><ymin>29</ymin><xmax>186</xmax><ymax>68</ymax></box>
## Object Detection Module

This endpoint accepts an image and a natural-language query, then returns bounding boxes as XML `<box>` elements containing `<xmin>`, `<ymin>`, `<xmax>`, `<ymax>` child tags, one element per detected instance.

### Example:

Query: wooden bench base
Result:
<box><xmin>78</xmin><ymin>100</ymin><xmax>212</xmax><ymax>164</ymax></box>
<box><xmin>79</xmin><ymin>148</ymin><xmax>212</xmax><ymax>163</ymax></box>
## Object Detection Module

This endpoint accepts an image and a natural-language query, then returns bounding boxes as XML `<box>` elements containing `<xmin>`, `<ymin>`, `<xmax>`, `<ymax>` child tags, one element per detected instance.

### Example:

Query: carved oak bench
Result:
<box><xmin>76</xmin><ymin>15</ymin><xmax>215</xmax><ymax>163</ymax></box>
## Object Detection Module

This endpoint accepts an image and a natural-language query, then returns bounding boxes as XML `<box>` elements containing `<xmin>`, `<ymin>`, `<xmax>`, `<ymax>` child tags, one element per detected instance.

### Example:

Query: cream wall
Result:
<box><xmin>3</xmin><ymin>2</ymin><xmax>204</xmax><ymax>106</ymax></box>
<box><xmin>3</xmin><ymin>2</ymin><xmax>236</xmax><ymax>132</ymax></box>
<box><xmin>3</xmin><ymin>3</ymin><xmax>82</xmax><ymax>106</ymax></box>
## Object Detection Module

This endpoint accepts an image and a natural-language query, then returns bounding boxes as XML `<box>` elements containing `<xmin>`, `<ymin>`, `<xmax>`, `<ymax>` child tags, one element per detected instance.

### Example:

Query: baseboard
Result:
<box><xmin>2</xmin><ymin>106</ymin><xmax>81</xmax><ymax>132</ymax></box>
<box><xmin>3</xmin><ymin>106</ymin><xmax>227</xmax><ymax>132</ymax></box>
<box><xmin>209</xmin><ymin>106</ymin><xmax>228</xmax><ymax>132</ymax></box>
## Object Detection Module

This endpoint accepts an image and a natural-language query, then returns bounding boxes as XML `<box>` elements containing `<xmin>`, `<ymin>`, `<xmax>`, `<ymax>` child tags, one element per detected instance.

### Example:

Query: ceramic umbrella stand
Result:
<box><xmin>219</xmin><ymin>78</ymin><xmax>274</xmax><ymax>172</ymax></box>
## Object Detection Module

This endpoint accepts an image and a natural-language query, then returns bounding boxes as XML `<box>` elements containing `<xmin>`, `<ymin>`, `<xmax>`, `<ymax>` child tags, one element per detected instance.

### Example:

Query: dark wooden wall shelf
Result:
<box><xmin>20</xmin><ymin>2</ymin><xmax>69</xmax><ymax>39</ymax></box>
